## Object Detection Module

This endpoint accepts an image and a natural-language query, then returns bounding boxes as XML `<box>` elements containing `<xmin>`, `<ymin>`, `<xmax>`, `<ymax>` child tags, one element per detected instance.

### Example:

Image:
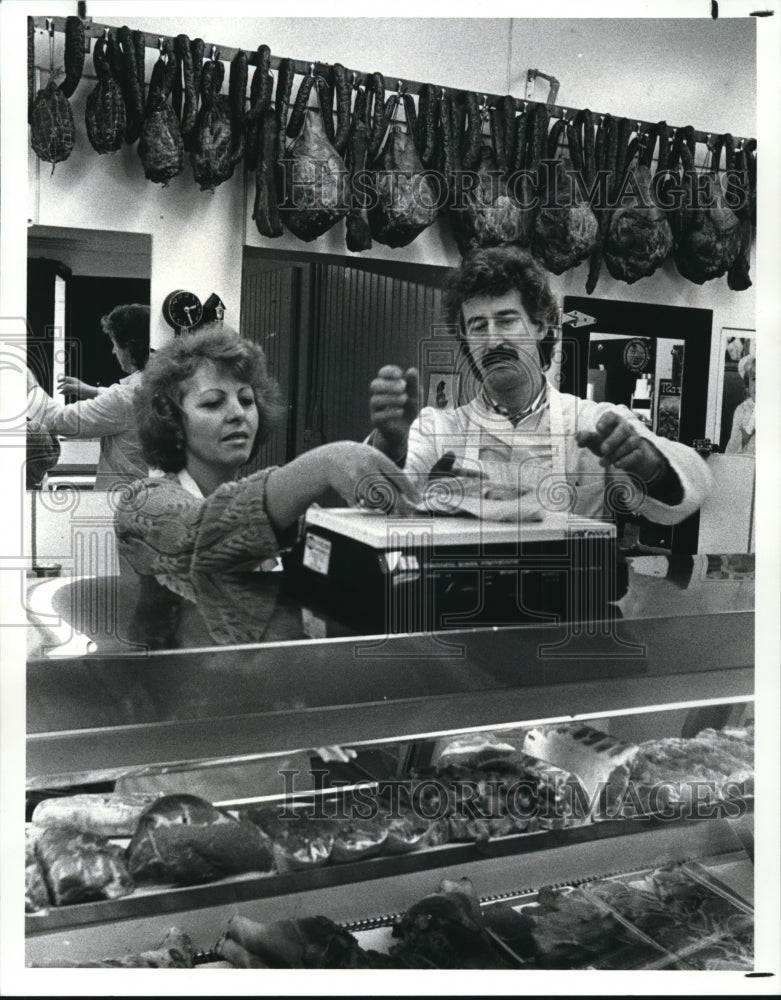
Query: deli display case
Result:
<box><xmin>25</xmin><ymin>543</ymin><xmax>756</xmax><ymax>971</ymax></box>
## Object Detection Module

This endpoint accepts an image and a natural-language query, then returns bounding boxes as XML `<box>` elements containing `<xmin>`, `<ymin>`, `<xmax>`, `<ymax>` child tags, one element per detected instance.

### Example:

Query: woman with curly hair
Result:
<box><xmin>115</xmin><ymin>325</ymin><xmax>412</xmax><ymax>593</ymax></box>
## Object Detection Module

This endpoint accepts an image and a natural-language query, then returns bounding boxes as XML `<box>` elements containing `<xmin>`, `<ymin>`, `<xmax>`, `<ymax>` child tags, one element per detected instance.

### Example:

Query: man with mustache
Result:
<box><xmin>368</xmin><ymin>246</ymin><xmax>712</xmax><ymax>523</ymax></box>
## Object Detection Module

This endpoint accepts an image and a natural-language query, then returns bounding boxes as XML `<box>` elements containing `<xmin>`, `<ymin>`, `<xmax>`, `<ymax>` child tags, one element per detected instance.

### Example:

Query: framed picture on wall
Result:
<box><xmin>715</xmin><ymin>328</ymin><xmax>755</xmax><ymax>454</ymax></box>
<box><xmin>427</xmin><ymin>373</ymin><xmax>460</xmax><ymax>411</ymax></box>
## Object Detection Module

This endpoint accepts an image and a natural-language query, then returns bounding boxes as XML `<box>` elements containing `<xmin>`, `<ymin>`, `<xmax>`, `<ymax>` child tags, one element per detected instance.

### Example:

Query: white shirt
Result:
<box><xmin>404</xmin><ymin>383</ymin><xmax>713</xmax><ymax>525</ymax></box>
<box><xmin>27</xmin><ymin>371</ymin><xmax>147</xmax><ymax>490</ymax></box>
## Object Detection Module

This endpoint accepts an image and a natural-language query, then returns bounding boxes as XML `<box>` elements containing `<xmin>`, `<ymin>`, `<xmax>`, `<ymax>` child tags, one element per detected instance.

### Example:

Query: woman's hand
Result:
<box><xmin>57</xmin><ymin>375</ymin><xmax>99</xmax><ymax>400</ymax></box>
<box><xmin>264</xmin><ymin>441</ymin><xmax>419</xmax><ymax>534</ymax></box>
<box><xmin>26</xmin><ymin>368</ymin><xmax>39</xmax><ymax>392</ymax></box>
<box><xmin>323</xmin><ymin>441</ymin><xmax>418</xmax><ymax>513</ymax></box>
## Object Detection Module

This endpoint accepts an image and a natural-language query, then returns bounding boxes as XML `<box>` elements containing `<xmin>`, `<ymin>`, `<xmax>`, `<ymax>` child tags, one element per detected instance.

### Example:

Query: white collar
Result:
<box><xmin>480</xmin><ymin>379</ymin><xmax>549</xmax><ymax>426</ymax></box>
<box><xmin>175</xmin><ymin>468</ymin><xmax>205</xmax><ymax>498</ymax></box>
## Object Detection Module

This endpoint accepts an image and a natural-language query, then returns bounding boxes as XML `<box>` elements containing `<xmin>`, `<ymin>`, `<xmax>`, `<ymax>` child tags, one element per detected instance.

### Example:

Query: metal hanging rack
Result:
<box><xmin>31</xmin><ymin>14</ymin><xmax>757</xmax><ymax>151</ymax></box>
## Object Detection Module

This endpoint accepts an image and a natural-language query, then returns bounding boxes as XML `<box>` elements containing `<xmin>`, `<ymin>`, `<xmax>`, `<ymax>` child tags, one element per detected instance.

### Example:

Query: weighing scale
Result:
<box><xmin>283</xmin><ymin>508</ymin><xmax>628</xmax><ymax>634</ymax></box>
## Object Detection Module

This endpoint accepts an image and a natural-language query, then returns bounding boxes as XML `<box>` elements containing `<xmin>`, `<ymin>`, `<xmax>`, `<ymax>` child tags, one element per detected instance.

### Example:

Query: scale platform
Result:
<box><xmin>282</xmin><ymin>509</ymin><xmax>627</xmax><ymax>633</ymax></box>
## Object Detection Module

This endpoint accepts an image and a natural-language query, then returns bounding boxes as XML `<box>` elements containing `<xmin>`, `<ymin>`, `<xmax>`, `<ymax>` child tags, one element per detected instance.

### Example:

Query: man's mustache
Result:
<box><xmin>480</xmin><ymin>345</ymin><xmax>521</xmax><ymax>369</ymax></box>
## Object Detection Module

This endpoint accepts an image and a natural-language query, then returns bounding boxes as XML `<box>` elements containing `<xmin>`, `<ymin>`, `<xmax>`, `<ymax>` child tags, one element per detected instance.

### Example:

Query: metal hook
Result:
<box><xmin>350</xmin><ymin>70</ymin><xmax>358</xmax><ymax>88</ymax></box>
<box><xmin>102</xmin><ymin>26</ymin><xmax>110</xmax><ymax>41</ymax></box>
<box><xmin>308</xmin><ymin>62</ymin><xmax>315</xmax><ymax>78</ymax></box>
<box><xmin>439</xmin><ymin>87</ymin><xmax>447</xmax><ymax>100</ymax></box>
<box><xmin>396</xmin><ymin>79</ymin><xmax>405</xmax><ymax>95</ymax></box>
<box><xmin>46</xmin><ymin>17</ymin><xmax>55</xmax><ymax>36</ymax></box>
<box><xmin>210</xmin><ymin>44</ymin><xmax>219</xmax><ymax>61</ymax></box>
<box><xmin>158</xmin><ymin>36</ymin><xmax>165</xmax><ymax>52</ymax></box>
<box><xmin>705</xmin><ymin>132</ymin><xmax>714</xmax><ymax>151</ymax></box>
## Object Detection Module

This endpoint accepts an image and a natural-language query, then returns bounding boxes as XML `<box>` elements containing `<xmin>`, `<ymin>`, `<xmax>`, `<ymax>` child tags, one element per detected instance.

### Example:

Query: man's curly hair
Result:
<box><xmin>101</xmin><ymin>304</ymin><xmax>151</xmax><ymax>371</ymax></box>
<box><xmin>134</xmin><ymin>325</ymin><xmax>284</xmax><ymax>473</ymax></box>
<box><xmin>443</xmin><ymin>246</ymin><xmax>560</xmax><ymax>374</ymax></box>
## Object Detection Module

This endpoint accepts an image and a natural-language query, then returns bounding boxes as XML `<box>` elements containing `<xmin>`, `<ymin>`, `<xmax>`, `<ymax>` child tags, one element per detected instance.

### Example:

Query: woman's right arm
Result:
<box><xmin>264</xmin><ymin>440</ymin><xmax>417</xmax><ymax>532</ymax></box>
<box><xmin>116</xmin><ymin>444</ymin><xmax>416</xmax><ymax>578</ymax></box>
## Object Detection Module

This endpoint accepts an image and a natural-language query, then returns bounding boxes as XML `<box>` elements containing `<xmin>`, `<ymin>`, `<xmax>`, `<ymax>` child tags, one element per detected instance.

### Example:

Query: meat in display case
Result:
<box><xmin>26</xmin><ymin>701</ymin><xmax>755</xmax><ymax>970</ymax></box>
<box><xmin>24</xmin><ymin>553</ymin><xmax>755</xmax><ymax>972</ymax></box>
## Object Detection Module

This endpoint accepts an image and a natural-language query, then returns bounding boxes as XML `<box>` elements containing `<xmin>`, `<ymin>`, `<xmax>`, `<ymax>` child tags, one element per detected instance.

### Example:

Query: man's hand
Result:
<box><xmin>576</xmin><ymin>411</ymin><xmax>666</xmax><ymax>484</ymax></box>
<box><xmin>57</xmin><ymin>375</ymin><xmax>98</xmax><ymax>400</ymax></box>
<box><xmin>369</xmin><ymin>365</ymin><xmax>419</xmax><ymax>461</ymax></box>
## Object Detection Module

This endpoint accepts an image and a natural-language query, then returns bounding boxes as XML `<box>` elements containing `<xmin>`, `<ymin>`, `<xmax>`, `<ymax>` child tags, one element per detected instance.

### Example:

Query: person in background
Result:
<box><xmin>725</xmin><ymin>353</ymin><xmax>756</xmax><ymax>456</ymax></box>
<box><xmin>26</xmin><ymin>304</ymin><xmax>151</xmax><ymax>490</ymax></box>
<box><xmin>368</xmin><ymin>246</ymin><xmax>712</xmax><ymax>524</ymax></box>
<box><xmin>115</xmin><ymin>324</ymin><xmax>413</xmax><ymax>597</ymax></box>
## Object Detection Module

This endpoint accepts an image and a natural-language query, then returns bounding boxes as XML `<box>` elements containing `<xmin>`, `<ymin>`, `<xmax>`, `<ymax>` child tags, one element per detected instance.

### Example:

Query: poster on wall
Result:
<box><xmin>427</xmin><ymin>373</ymin><xmax>460</xmax><ymax>410</ymax></box>
<box><xmin>656</xmin><ymin>379</ymin><xmax>681</xmax><ymax>441</ymax></box>
<box><xmin>716</xmin><ymin>329</ymin><xmax>756</xmax><ymax>455</ymax></box>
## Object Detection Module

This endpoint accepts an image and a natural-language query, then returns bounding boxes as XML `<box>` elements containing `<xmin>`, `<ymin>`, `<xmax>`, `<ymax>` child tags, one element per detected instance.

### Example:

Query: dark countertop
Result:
<box><xmin>26</xmin><ymin>553</ymin><xmax>754</xmax><ymax>661</ymax></box>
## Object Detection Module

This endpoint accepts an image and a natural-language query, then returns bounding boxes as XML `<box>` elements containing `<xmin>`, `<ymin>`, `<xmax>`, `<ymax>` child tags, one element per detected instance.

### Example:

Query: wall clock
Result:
<box><xmin>162</xmin><ymin>290</ymin><xmax>204</xmax><ymax>333</ymax></box>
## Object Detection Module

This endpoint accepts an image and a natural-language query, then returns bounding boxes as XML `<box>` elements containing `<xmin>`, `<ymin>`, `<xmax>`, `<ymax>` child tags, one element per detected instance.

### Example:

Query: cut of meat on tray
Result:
<box><xmin>31</xmin><ymin>927</ymin><xmax>194</xmax><ymax>968</ymax></box>
<box><xmin>520</xmin><ymin>884</ymin><xmax>641</xmax><ymax>968</ymax></box>
<box><xmin>389</xmin><ymin>876</ymin><xmax>514</xmax><ymax>969</ymax></box>
<box><xmin>32</xmin><ymin>791</ymin><xmax>160</xmax><ymax>837</ymax></box>
<box><xmin>34</xmin><ymin>826</ymin><xmax>134</xmax><ymax>906</ymax></box>
<box><xmin>126</xmin><ymin>793</ymin><xmax>273</xmax><ymax>885</ymax></box>
<box><xmin>25</xmin><ymin>838</ymin><xmax>50</xmax><ymax>913</ymax></box>
<box><xmin>216</xmin><ymin>913</ymin><xmax>388</xmax><ymax>969</ymax></box>
<box><xmin>584</xmin><ymin>866</ymin><xmax>753</xmax><ymax>970</ymax></box>
<box><xmin>243</xmin><ymin>806</ymin><xmax>334</xmax><ymax>872</ymax></box>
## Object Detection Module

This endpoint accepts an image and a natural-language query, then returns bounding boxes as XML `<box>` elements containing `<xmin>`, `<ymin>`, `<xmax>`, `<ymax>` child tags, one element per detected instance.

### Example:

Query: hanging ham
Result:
<box><xmin>369</xmin><ymin>104</ymin><xmax>439</xmax><ymax>249</ymax></box>
<box><xmin>280</xmin><ymin>106</ymin><xmax>349</xmax><ymax>241</ymax></box>
<box><xmin>603</xmin><ymin>122</ymin><xmax>673</xmax><ymax>283</ymax></box>
<box><xmin>674</xmin><ymin>135</ymin><xmax>742</xmax><ymax>284</ymax></box>
<box><xmin>532</xmin><ymin>114</ymin><xmax>599</xmax><ymax>275</ymax></box>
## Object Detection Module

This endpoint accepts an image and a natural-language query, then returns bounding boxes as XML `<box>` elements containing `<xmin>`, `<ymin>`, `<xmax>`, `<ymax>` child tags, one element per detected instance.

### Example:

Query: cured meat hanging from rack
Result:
<box><xmin>59</xmin><ymin>15</ymin><xmax>85</xmax><ymax>99</ymax></box>
<box><xmin>368</xmin><ymin>88</ymin><xmax>439</xmax><ymax>248</ymax></box>
<box><xmin>173</xmin><ymin>34</ymin><xmax>200</xmax><ymax>151</ymax></box>
<box><xmin>138</xmin><ymin>45</ymin><xmax>184</xmax><ymax>185</ymax></box>
<box><xmin>279</xmin><ymin>68</ymin><xmax>349</xmax><ymax>242</ymax></box>
<box><xmin>727</xmin><ymin>137</ymin><xmax>754</xmax><ymax>291</ymax></box>
<box><xmin>531</xmin><ymin>111</ymin><xmax>599</xmax><ymax>274</ymax></box>
<box><xmin>117</xmin><ymin>26</ymin><xmax>146</xmax><ymax>144</ymax></box>
<box><xmin>251</xmin><ymin>47</ymin><xmax>283</xmax><ymax>238</ymax></box>
<box><xmin>449</xmin><ymin>95</ymin><xmax>527</xmax><ymax>257</ymax></box>
<box><xmin>245</xmin><ymin>43</ymin><xmax>271</xmax><ymax>171</ymax></box>
<box><xmin>85</xmin><ymin>33</ymin><xmax>126</xmax><ymax>154</ymax></box>
<box><xmin>585</xmin><ymin>112</ymin><xmax>618</xmax><ymax>294</ymax></box>
<box><xmin>674</xmin><ymin>134</ymin><xmax>742</xmax><ymax>284</ymax></box>
<box><xmin>190</xmin><ymin>51</ymin><xmax>246</xmax><ymax>192</ymax></box>
<box><xmin>603</xmin><ymin>119</ymin><xmax>673</xmax><ymax>283</ymax></box>
<box><xmin>345</xmin><ymin>80</ymin><xmax>373</xmax><ymax>252</ymax></box>
<box><xmin>30</xmin><ymin>22</ymin><xmax>75</xmax><ymax>168</ymax></box>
